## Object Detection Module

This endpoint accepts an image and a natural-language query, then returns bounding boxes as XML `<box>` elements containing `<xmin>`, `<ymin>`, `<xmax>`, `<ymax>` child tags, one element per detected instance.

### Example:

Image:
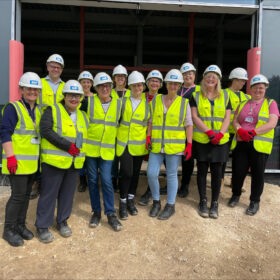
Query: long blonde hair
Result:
<box><xmin>200</xmin><ymin>72</ymin><xmax>222</xmax><ymax>99</ymax></box>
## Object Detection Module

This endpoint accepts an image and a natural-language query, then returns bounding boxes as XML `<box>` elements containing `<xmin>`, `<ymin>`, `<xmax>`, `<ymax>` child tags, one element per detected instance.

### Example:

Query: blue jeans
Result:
<box><xmin>147</xmin><ymin>152</ymin><xmax>181</xmax><ymax>205</ymax></box>
<box><xmin>86</xmin><ymin>157</ymin><xmax>116</xmax><ymax>215</ymax></box>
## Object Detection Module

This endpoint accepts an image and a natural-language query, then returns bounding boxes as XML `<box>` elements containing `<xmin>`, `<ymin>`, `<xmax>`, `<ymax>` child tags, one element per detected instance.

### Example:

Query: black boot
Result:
<box><xmin>246</xmin><ymin>201</ymin><xmax>259</xmax><ymax>216</ymax></box>
<box><xmin>198</xmin><ymin>199</ymin><xmax>208</xmax><ymax>218</ymax></box>
<box><xmin>177</xmin><ymin>184</ymin><xmax>189</xmax><ymax>198</ymax></box>
<box><xmin>17</xmin><ymin>224</ymin><xmax>34</xmax><ymax>240</ymax></box>
<box><xmin>127</xmin><ymin>198</ymin><xmax>138</xmax><ymax>216</ymax></box>
<box><xmin>149</xmin><ymin>200</ymin><xmax>161</xmax><ymax>217</ymax></box>
<box><xmin>107</xmin><ymin>214</ymin><xmax>122</xmax><ymax>231</ymax></box>
<box><xmin>228</xmin><ymin>195</ymin><xmax>240</xmax><ymax>208</ymax></box>
<box><xmin>138</xmin><ymin>187</ymin><xmax>152</xmax><ymax>206</ymax></box>
<box><xmin>158</xmin><ymin>203</ymin><xmax>175</xmax><ymax>220</ymax></box>
<box><xmin>78</xmin><ymin>175</ymin><xmax>87</xmax><ymax>192</ymax></box>
<box><xmin>3</xmin><ymin>225</ymin><xmax>24</xmax><ymax>247</ymax></box>
<box><xmin>209</xmin><ymin>201</ymin><xmax>219</xmax><ymax>219</ymax></box>
<box><xmin>119</xmin><ymin>200</ymin><xmax>128</xmax><ymax>220</ymax></box>
<box><xmin>89</xmin><ymin>211</ymin><xmax>101</xmax><ymax>228</ymax></box>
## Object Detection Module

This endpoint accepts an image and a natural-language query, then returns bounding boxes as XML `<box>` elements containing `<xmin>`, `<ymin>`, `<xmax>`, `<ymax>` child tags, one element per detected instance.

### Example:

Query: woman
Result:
<box><xmin>35</xmin><ymin>80</ymin><xmax>88</xmax><ymax>243</ymax></box>
<box><xmin>177</xmin><ymin>62</ymin><xmax>200</xmax><ymax>198</ymax></box>
<box><xmin>85</xmin><ymin>72</ymin><xmax>123</xmax><ymax>231</ymax></box>
<box><xmin>222</xmin><ymin>68</ymin><xmax>250</xmax><ymax>185</ymax></box>
<box><xmin>77</xmin><ymin>71</ymin><xmax>94</xmax><ymax>192</ymax></box>
<box><xmin>191</xmin><ymin>65</ymin><xmax>231</xmax><ymax>219</ymax></box>
<box><xmin>116</xmin><ymin>71</ymin><xmax>149</xmax><ymax>219</ymax></box>
<box><xmin>147</xmin><ymin>69</ymin><xmax>193</xmax><ymax>220</ymax></box>
<box><xmin>229</xmin><ymin>74</ymin><xmax>279</xmax><ymax>215</ymax></box>
<box><xmin>110</xmin><ymin>64</ymin><xmax>130</xmax><ymax>192</ymax></box>
<box><xmin>138</xmin><ymin>70</ymin><xmax>163</xmax><ymax>206</ymax></box>
<box><xmin>1</xmin><ymin>72</ymin><xmax>42</xmax><ymax>247</ymax></box>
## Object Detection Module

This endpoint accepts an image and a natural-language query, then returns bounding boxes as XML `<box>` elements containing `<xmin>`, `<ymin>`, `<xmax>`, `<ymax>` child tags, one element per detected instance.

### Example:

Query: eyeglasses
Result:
<box><xmin>98</xmin><ymin>84</ymin><xmax>111</xmax><ymax>89</ymax></box>
<box><xmin>48</xmin><ymin>64</ymin><xmax>63</xmax><ymax>70</ymax></box>
<box><xmin>66</xmin><ymin>94</ymin><xmax>81</xmax><ymax>99</ymax></box>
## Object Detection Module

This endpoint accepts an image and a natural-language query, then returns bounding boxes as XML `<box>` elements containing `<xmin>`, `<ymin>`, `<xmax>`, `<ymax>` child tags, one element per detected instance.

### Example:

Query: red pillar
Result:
<box><xmin>188</xmin><ymin>13</ymin><xmax>195</xmax><ymax>63</ymax></box>
<box><xmin>80</xmin><ymin>7</ymin><xmax>85</xmax><ymax>73</ymax></box>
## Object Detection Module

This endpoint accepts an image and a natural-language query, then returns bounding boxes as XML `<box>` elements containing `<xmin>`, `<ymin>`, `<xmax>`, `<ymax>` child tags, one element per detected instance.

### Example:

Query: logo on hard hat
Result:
<box><xmin>100</xmin><ymin>76</ymin><xmax>108</xmax><ymax>81</ymax></box>
<box><xmin>56</xmin><ymin>57</ymin><xmax>62</xmax><ymax>62</ymax></box>
<box><xmin>253</xmin><ymin>77</ymin><xmax>261</xmax><ymax>82</ymax></box>
<box><xmin>83</xmin><ymin>74</ymin><xmax>90</xmax><ymax>77</ymax></box>
<box><xmin>183</xmin><ymin>66</ymin><xmax>190</xmax><ymax>70</ymax></box>
<box><xmin>70</xmin><ymin>86</ymin><xmax>79</xmax><ymax>90</ymax></box>
<box><xmin>170</xmin><ymin>75</ymin><xmax>178</xmax><ymax>79</ymax></box>
<box><xmin>152</xmin><ymin>72</ymin><xmax>159</xmax><ymax>76</ymax></box>
<box><xmin>30</xmin><ymin>80</ymin><xmax>39</xmax><ymax>85</ymax></box>
<box><xmin>209</xmin><ymin>66</ymin><xmax>216</xmax><ymax>71</ymax></box>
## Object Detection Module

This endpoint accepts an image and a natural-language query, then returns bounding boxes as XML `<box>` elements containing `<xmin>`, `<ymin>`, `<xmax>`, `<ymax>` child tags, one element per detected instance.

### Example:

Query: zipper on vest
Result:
<box><xmin>211</xmin><ymin>103</ymin><xmax>214</xmax><ymax>130</ymax></box>
<box><xmin>162</xmin><ymin>113</ymin><xmax>166</xmax><ymax>148</ymax></box>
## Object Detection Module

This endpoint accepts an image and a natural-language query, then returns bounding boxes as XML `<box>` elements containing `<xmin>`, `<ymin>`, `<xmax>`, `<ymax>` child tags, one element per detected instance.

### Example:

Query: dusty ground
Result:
<box><xmin>0</xmin><ymin>174</ymin><xmax>280</xmax><ymax>280</ymax></box>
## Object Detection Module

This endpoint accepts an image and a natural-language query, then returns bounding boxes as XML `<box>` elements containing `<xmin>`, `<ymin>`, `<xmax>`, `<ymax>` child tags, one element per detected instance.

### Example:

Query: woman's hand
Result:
<box><xmin>7</xmin><ymin>155</ymin><xmax>17</xmax><ymax>174</ymax></box>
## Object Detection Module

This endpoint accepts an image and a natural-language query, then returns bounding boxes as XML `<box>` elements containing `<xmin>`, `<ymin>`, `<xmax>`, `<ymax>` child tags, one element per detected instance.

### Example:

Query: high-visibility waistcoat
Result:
<box><xmin>86</xmin><ymin>95</ymin><xmax>121</xmax><ymax>160</ymax></box>
<box><xmin>2</xmin><ymin>101</ymin><xmax>41</xmax><ymax>175</ymax></box>
<box><xmin>225</xmin><ymin>88</ymin><xmax>250</xmax><ymax>134</ymax></box>
<box><xmin>38</xmin><ymin>78</ymin><xmax>65</xmax><ymax>110</ymax></box>
<box><xmin>231</xmin><ymin>98</ymin><xmax>275</xmax><ymax>154</ymax></box>
<box><xmin>111</xmin><ymin>89</ymin><xmax>131</xmax><ymax>99</ymax></box>
<box><xmin>116</xmin><ymin>95</ymin><xmax>150</xmax><ymax>156</ymax></box>
<box><xmin>41</xmin><ymin>103</ymin><xmax>89</xmax><ymax>169</ymax></box>
<box><xmin>151</xmin><ymin>94</ymin><xmax>187</xmax><ymax>154</ymax></box>
<box><xmin>193</xmin><ymin>90</ymin><xmax>230</xmax><ymax>145</ymax></box>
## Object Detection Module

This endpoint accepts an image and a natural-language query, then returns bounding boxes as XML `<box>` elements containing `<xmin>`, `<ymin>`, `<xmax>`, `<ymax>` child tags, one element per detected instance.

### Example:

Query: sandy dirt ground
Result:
<box><xmin>0</xmin><ymin>174</ymin><xmax>280</xmax><ymax>280</ymax></box>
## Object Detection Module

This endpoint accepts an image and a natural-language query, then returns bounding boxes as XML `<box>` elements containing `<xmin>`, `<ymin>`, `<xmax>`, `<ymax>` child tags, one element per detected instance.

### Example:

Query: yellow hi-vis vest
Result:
<box><xmin>192</xmin><ymin>90</ymin><xmax>230</xmax><ymax>145</ymax></box>
<box><xmin>86</xmin><ymin>95</ymin><xmax>121</xmax><ymax>160</ymax></box>
<box><xmin>225</xmin><ymin>88</ymin><xmax>250</xmax><ymax>134</ymax></box>
<box><xmin>38</xmin><ymin>78</ymin><xmax>65</xmax><ymax>110</ymax></box>
<box><xmin>111</xmin><ymin>89</ymin><xmax>131</xmax><ymax>99</ymax></box>
<box><xmin>2</xmin><ymin>101</ymin><xmax>41</xmax><ymax>175</ymax></box>
<box><xmin>231</xmin><ymin>99</ymin><xmax>275</xmax><ymax>154</ymax></box>
<box><xmin>151</xmin><ymin>94</ymin><xmax>187</xmax><ymax>154</ymax></box>
<box><xmin>116</xmin><ymin>95</ymin><xmax>150</xmax><ymax>156</ymax></box>
<box><xmin>40</xmin><ymin>103</ymin><xmax>89</xmax><ymax>169</ymax></box>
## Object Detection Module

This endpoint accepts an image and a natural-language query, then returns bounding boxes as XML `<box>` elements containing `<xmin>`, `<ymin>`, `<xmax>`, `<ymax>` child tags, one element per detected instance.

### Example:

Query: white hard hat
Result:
<box><xmin>113</xmin><ymin>64</ymin><xmax>128</xmax><ymax>76</ymax></box>
<box><xmin>93</xmin><ymin>72</ymin><xmax>113</xmax><ymax>87</ymax></box>
<box><xmin>146</xmin><ymin>70</ymin><xmax>163</xmax><ymax>84</ymax></box>
<box><xmin>78</xmin><ymin>71</ymin><xmax>94</xmax><ymax>82</ymax></box>
<box><xmin>46</xmin><ymin>54</ymin><xmax>64</xmax><ymax>67</ymax></box>
<box><xmin>250</xmin><ymin>74</ymin><xmax>269</xmax><ymax>88</ymax></box>
<box><xmin>128</xmin><ymin>71</ymin><xmax>145</xmax><ymax>86</ymax></box>
<box><xmin>203</xmin><ymin>65</ymin><xmax>222</xmax><ymax>79</ymax></box>
<box><xmin>164</xmin><ymin>69</ymin><xmax>184</xmax><ymax>83</ymax></box>
<box><xmin>62</xmin><ymin>80</ymin><xmax>84</xmax><ymax>95</ymax></box>
<box><xmin>19</xmin><ymin>72</ymin><xmax>42</xmax><ymax>89</ymax></box>
<box><xmin>180</xmin><ymin>62</ymin><xmax>196</xmax><ymax>74</ymax></box>
<box><xmin>229</xmin><ymin>67</ymin><xmax>248</xmax><ymax>80</ymax></box>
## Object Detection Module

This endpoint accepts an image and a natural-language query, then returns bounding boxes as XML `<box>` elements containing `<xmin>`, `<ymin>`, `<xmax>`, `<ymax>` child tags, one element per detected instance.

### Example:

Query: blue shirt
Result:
<box><xmin>177</xmin><ymin>86</ymin><xmax>196</xmax><ymax>100</ymax></box>
<box><xmin>45</xmin><ymin>75</ymin><xmax>63</xmax><ymax>94</ymax></box>
<box><xmin>1</xmin><ymin>98</ymin><xmax>37</xmax><ymax>144</ymax></box>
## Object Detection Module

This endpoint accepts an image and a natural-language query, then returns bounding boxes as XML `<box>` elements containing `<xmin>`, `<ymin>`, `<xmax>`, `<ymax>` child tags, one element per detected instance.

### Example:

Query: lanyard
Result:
<box><xmin>180</xmin><ymin>84</ymin><xmax>195</xmax><ymax>97</ymax></box>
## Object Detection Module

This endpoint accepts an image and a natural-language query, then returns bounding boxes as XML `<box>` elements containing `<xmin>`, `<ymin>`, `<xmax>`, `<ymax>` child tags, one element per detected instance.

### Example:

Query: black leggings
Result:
<box><xmin>181</xmin><ymin>156</ymin><xmax>194</xmax><ymax>186</ymax></box>
<box><xmin>119</xmin><ymin>148</ymin><xmax>144</xmax><ymax>199</ymax></box>
<box><xmin>5</xmin><ymin>174</ymin><xmax>35</xmax><ymax>225</ymax></box>
<box><xmin>197</xmin><ymin>161</ymin><xmax>222</xmax><ymax>202</ymax></box>
<box><xmin>232</xmin><ymin>141</ymin><xmax>268</xmax><ymax>202</ymax></box>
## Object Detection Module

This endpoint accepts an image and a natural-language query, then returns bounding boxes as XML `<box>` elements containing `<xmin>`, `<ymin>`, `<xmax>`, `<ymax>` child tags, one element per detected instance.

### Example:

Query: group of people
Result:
<box><xmin>1</xmin><ymin>53</ymin><xmax>279</xmax><ymax>248</ymax></box>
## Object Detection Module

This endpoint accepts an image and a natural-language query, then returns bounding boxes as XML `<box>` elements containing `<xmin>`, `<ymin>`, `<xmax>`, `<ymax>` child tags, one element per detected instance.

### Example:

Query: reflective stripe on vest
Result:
<box><xmin>86</xmin><ymin>95</ymin><xmax>121</xmax><ymax>160</ymax></box>
<box><xmin>2</xmin><ymin>101</ymin><xmax>41</xmax><ymax>175</ymax></box>
<box><xmin>116</xmin><ymin>96</ymin><xmax>150</xmax><ymax>156</ymax></box>
<box><xmin>226</xmin><ymin>88</ymin><xmax>251</xmax><ymax>134</ymax></box>
<box><xmin>40</xmin><ymin>103</ymin><xmax>88</xmax><ymax>169</ymax></box>
<box><xmin>192</xmin><ymin>90</ymin><xmax>230</xmax><ymax>145</ymax></box>
<box><xmin>231</xmin><ymin>99</ymin><xmax>274</xmax><ymax>154</ymax></box>
<box><xmin>150</xmin><ymin>94</ymin><xmax>187</xmax><ymax>154</ymax></box>
<box><xmin>38</xmin><ymin>78</ymin><xmax>65</xmax><ymax>110</ymax></box>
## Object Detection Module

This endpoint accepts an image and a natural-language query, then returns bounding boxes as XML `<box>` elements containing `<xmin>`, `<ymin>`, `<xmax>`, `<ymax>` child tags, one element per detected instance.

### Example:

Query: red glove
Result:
<box><xmin>184</xmin><ymin>143</ymin><xmax>192</xmax><ymax>161</ymax></box>
<box><xmin>205</xmin><ymin>130</ymin><xmax>216</xmax><ymax>140</ymax></box>
<box><xmin>145</xmin><ymin>136</ymin><xmax>152</xmax><ymax>151</ymax></box>
<box><xmin>248</xmin><ymin>130</ymin><xmax>257</xmax><ymax>137</ymax></box>
<box><xmin>237</xmin><ymin>128</ymin><xmax>253</xmax><ymax>142</ymax></box>
<box><xmin>211</xmin><ymin>132</ymin><xmax>224</xmax><ymax>145</ymax></box>
<box><xmin>68</xmin><ymin>143</ymin><xmax>80</xmax><ymax>156</ymax></box>
<box><xmin>7</xmin><ymin>155</ymin><xmax>17</xmax><ymax>174</ymax></box>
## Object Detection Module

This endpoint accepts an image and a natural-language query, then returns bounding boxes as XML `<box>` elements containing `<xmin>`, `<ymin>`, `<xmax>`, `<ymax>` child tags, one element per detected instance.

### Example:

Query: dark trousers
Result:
<box><xmin>221</xmin><ymin>133</ymin><xmax>234</xmax><ymax>178</ymax></box>
<box><xmin>35</xmin><ymin>163</ymin><xmax>79</xmax><ymax>228</ymax></box>
<box><xmin>4</xmin><ymin>174</ymin><xmax>35</xmax><ymax>226</ymax></box>
<box><xmin>197</xmin><ymin>161</ymin><xmax>222</xmax><ymax>202</ymax></box>
<box><xmin>119</xmin><ymin>148</ymin><xmax>144</xmax><ymax>199</ymax></box>
<box><xmin>181</xmin><ymin>156</ymin><xmax>194</xmax><ymax>187</ymax></box>
<box><xmin>232</xmin><ymin>141</ymin><xmax>268</xmax><ymax>202</ymax></box>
